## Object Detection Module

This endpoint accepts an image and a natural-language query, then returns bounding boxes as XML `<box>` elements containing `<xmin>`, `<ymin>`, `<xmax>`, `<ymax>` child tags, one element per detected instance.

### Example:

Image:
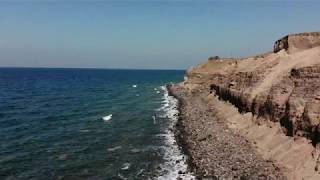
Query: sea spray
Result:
<box><xmin>156</xmin><ymin>86</ymin><xmax>195</xmax><ymax>180</ymax></box>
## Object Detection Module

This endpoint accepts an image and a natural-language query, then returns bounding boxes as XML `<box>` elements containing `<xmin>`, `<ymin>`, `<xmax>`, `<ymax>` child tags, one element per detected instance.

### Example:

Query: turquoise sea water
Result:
<box><xmin>0</xmin><ymin>68</ymin><xmax>194</xmax><ymax>180</ymax></box>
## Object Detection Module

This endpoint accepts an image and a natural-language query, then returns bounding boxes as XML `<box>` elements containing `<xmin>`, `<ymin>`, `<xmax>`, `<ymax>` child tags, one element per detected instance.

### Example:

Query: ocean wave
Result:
<box><xmin>121</xmin><ymin>162</ymin><xmax>131</xmax><ymax>170</ymax></box>
<box><xmin>102</xmin><ymin>114</ymin><xmax>112</xmax><ymax>121</ymax></box>
<box><xmin>155</xmin><ymin>86</ymin><xmax>195</xmax><ymax>180</ymax></box>
<box><xmin>107</xmin><ymin>146</ymin><xmax>122</xmax><ymax>152</ymax></box>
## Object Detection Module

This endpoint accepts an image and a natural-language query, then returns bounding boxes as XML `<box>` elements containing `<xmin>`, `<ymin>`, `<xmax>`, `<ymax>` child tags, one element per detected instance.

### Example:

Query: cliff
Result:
<box><xmin>185</xmin><ymin>32</ymin><xmax>320</xmax><ymax>145</ymax></box>
<box><xmin>274</xmin><ymin>32</ymin><xmax>320</xmax><ymax>53</ymax></box>
<box><xmin>175</xmin><ymin>32</ymin><xmax>320</xmax><ymax>179</ymax></box>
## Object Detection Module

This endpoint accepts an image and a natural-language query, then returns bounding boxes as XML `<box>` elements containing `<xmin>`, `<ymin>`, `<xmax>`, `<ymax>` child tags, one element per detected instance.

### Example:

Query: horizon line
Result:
<box><xmin>0</xmin><ymin>66</ymin><xmax>186</xmax><ymax>71</ymax></box>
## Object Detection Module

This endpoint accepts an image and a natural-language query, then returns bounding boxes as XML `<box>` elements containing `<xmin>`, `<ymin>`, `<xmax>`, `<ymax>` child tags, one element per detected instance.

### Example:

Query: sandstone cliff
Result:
<box><xmin>274</xmin><ymin>32</ymin><xmax>320</xmax><ymax>53</ymax></box>
<box><xmin>185</xmin><ymin>32</ymin><xmax>320</xmax><ymax>146</ymax></box>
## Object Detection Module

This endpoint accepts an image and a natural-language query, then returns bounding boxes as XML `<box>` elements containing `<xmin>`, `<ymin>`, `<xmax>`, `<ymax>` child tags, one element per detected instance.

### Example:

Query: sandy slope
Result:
<box><xmin>207</xmin><ymin>93</ymin><xmax>320</xmax><ymax>180</ymax></box>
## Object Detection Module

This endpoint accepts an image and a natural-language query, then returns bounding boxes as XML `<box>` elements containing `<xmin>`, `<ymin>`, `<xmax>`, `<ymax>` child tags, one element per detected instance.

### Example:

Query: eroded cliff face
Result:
<box><xmin>274</xmin><ymin>32</ymin><xmax>320</xmax><ymax>53</ymax></box>
<box><xmin>185</xmin><ymin>32</ymin><xmax>320</xmax><ymax>145</ymax></box>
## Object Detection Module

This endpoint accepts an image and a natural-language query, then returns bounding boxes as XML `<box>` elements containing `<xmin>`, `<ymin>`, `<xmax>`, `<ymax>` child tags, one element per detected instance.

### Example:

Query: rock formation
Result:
<box><xmin>171</xmin><ymin>31</ymin><xmax>320</xmax><ymax>179</ymax></box>
<box><xmin>185</xmin><ymin>32</ymin><xmax>320</xmax><ymax>145</ymax></box>
<box><xmin>274</xmin><ymin>32</ymin><xmax>320</xmax><ymax>53</ymax></box>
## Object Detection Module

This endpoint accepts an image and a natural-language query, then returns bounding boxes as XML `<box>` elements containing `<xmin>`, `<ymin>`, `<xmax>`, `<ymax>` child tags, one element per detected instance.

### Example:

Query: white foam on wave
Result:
<box><xmin>121</xmin><ymin>162</ymin><xmax>131</xmax><ymax>170</ymax></box>
<box><xmin>152</xmin><ymin>115</ymin><xmax>156</xmax><ymax>124</ymax></box>
<box><xmin>107</xmin><ymin>145</ymin><xmax>122</xmax><ymax>152</ymax></box>
<box><xmin>102</xmin><ymin>114</ymin><xmax>112</xmax><ymax>121</ymax></box>
<box><xmin>156</xmin><ymin>86</ymin><xmax>195</xmax><ymax>180</ymax></box>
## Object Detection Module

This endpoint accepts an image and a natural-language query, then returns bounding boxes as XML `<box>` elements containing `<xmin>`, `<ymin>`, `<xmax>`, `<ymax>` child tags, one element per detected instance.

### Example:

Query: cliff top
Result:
<box><xmin>274</xmin><ymin>31</ymin><xmax>320</xmax><ymax>53</ymax></box>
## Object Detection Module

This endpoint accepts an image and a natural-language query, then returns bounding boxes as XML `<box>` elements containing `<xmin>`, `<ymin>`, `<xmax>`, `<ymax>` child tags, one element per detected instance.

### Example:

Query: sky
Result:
<box><xmin>0</xmin><ymin>0</ymin><xmax>319</xmax><ymax>70</ymax></box>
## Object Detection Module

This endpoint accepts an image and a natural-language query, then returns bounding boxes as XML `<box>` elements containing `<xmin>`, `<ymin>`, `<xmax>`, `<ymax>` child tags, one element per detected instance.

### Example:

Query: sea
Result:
<box><xmin>0</xmin><ymin>68</ymin><xmax>195</xmax><ymax>180</ymax></box>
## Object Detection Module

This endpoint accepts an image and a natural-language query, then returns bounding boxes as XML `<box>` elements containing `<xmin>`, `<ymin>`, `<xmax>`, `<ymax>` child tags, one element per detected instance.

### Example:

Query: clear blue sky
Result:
<box><xmin>0</xmin><ymin>0</ymin><xmax>319</xmax><ymax>69</ymax></box>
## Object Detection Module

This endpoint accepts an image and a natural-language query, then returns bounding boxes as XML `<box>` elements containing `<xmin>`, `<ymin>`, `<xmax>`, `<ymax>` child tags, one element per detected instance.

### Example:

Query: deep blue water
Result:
<box><xmin>0</xmin><ymin>68</ymin><xmax>191</xmax><ymax>180</ymax></box>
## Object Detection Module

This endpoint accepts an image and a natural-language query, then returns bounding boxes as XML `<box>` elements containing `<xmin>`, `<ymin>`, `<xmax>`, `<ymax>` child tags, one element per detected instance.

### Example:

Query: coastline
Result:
<box><xmin>162</xmin><ymin>32</ymin><xmax>320</xmax><ymax>180</ymax></box>
<box><xmin>156</xmin><ymin>85</ymin><xmax>195</xmax><ymax>180</ymax></box>
<box><xmin>167</xmin><ymin>83</ymin><xmax>285</xmax><ymax>179</ymax></box>
<box><xmin>166</xmin><ymin>84</ymin><xmax>197</xmax><ymax>178</ymax></box>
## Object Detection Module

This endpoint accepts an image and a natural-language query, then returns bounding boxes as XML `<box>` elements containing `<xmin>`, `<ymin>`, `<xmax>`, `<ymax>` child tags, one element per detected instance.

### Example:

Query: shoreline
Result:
<box><xmin>170</xmin><ymin>32</ymin><xmax>320</xmax><ymax>180</ymax></box>
<box><xmin>166</xmin><ymin>84</ymin><xmax>197</xmax><ymax>178</ymax></box>
<box><xmin>156</xmin><ymin>85</ymin><xmax>195</xmax><ymax>180</ymax></box>
<box><xmin>167</xmin><ymin>83</ymin><xmax>286</xmax><ymax>179</ymax></box>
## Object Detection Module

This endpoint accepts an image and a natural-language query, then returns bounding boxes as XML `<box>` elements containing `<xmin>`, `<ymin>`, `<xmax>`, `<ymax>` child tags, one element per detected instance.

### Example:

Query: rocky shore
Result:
<box><xmin>169</xmin><ymin>32</ymin><xmax>320</xmax><ymax>180</ymax></box>
<box><xmin>169</xmin><ymin>84</ymin><xmax>285</xmax><ymax>179</ymax></box>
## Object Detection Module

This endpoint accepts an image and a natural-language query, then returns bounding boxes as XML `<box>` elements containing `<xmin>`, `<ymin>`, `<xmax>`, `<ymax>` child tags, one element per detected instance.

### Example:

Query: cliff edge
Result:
<box><xmin>180</xmin><ymin>32</ymin><xmax>320</xmax><ymax>179</ymax></box>
<box><xmin>274</xmin><ymin>32</ymin><xmax>320</xmax><ymax>53</ymax></box>
<box><xmin>187</xmin><ymin>32</ymin><xmax>320</xmax><ymax>145</ymax></box>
